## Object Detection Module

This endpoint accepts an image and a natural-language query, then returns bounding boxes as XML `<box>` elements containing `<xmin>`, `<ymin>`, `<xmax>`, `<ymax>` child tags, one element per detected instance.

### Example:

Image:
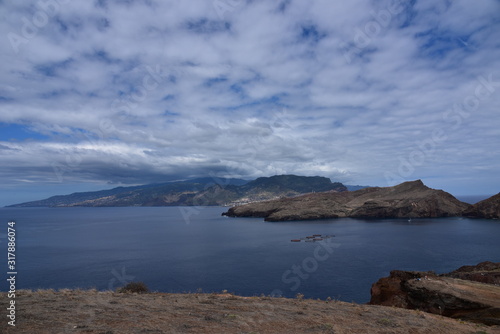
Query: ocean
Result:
<box><xmin>0</xmin><ymin>206</ymin><xmax>499</xmax><ymax>303</ymax></box>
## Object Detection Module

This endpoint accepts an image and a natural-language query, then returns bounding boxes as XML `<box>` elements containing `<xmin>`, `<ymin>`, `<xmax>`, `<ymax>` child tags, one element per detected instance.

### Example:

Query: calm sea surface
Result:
<box><xmin>0</xmin><ymin>207</ymin><xmax>499</xmax><ymax>303</ymax></box>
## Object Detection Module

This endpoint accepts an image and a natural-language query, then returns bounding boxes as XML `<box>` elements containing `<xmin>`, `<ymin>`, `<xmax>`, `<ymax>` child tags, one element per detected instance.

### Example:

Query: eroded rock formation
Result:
<box><xmin>223</xmin><ymin>180</ymin><xmax>471</xmax><ymax>221</ymax></box>
<box><xmin>463</xmin><ymin>193</ymin><xmax>500</xmax><ymax>219</ymax></box>
<box><xmin>369</xmin><ymin>262</ymin><xmax>500</xmax><ymax>326</ymax></box>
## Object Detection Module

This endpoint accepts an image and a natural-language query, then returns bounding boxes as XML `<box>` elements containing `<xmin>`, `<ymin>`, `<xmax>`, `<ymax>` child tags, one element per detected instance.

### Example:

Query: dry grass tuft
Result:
<box><xmin>117</xmin><ymin>281</ymin><xmax>149</xmax><ymax>294</ymax></box>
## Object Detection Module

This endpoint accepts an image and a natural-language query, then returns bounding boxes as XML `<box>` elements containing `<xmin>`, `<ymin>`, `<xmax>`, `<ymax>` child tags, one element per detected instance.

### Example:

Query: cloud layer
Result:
<box><xmin>1</xmin><ymin>0</ymin><xmax>499</xmax><ymax>204</ymax></box>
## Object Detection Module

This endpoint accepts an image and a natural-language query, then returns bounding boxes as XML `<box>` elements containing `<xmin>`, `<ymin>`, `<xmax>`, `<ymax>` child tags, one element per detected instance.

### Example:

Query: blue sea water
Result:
<box><xmin>0</xmin><ymin>207</ymin><xmax>499</xmax><ymax>303</ymax></box>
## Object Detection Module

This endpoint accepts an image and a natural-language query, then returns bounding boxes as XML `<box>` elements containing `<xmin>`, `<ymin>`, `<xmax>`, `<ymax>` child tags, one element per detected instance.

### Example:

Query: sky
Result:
<box><xmin>0</xmin><ymin>0</ymin><xmax>499</xmax><ymax>206</ymax></box>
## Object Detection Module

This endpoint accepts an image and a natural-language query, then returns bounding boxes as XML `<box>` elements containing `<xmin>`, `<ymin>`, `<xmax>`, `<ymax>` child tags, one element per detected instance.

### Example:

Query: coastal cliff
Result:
<box><xmin>369</xmin><ymin>262</ymin><xmax>500</xmax><ymax>326</ymax></box>
<box><xmin>463</xmin><ymin>193</ymin><xmax>500</xmax><ymax>219</ymax></box>
<box><xmin>223</xmin><ymin>180</ymin><xmax>471</xmax><ymax>221</ymax></box>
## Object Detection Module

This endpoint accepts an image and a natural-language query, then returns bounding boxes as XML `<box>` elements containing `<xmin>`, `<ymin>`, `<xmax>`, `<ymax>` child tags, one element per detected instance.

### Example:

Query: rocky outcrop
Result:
<box><xmin>223</xmin><ymin>180</ymin><xmax>471</xmax><ymax>221</ymax></box>
<box><xmin>445</xmin><ymin>261</ymin><xmax>500</xmax><ymax>285</ymax></box>
<box><xmin>369</xmin><ymin>262</ymin><xmax>500</xmax><ymax>326</ymax></box>
<box><xmin>463</xmin><ymin>193</ymin><xmax>500</xmax><ymax>219</ymax></box>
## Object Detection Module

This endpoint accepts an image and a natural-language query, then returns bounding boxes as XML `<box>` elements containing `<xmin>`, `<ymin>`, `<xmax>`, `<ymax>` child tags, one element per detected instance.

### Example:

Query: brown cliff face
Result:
<box><xmin>369</xmin><ymin>262</ymin><xmax>500</xmax><ymax>326</ymax></box>
<box><xmin>463</xmin><ymin>193</ymin><xmax>500</xmax><ymax>219</ymax></box>
<box><xmin>446</xmin><ymin>261</ymin><xmax>500</xmax><ymax>285</ymax></box>
<box><xmin>223</xmin><ymin>180</ymin><xmax>471</xmax><ymax>221</ymax></box>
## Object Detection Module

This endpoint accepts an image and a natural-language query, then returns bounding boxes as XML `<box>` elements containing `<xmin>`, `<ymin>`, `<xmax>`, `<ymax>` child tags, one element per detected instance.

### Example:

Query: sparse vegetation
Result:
<box><xmin>321</xmin><ymin>323</ymin><xmax>333</xmax><ymax>330</ymax></box>
<box><xmin>1</xmin><ymin>289</ymin><xmax>496</xmax><ymax>334</ymax></box>
<box><xmin>204</xmin><ymin>314</ymin><xmax>218</xmax><ymax>321</ymax></box>
<box><xmin>117</xmin><ymin>281</ymin><xmax>149</xmax><ymax>294</ymax></box>
<box><xmin>376</xmin><ymin>317</ymin><xmax>400</xmax><ymax>328</ymax></box>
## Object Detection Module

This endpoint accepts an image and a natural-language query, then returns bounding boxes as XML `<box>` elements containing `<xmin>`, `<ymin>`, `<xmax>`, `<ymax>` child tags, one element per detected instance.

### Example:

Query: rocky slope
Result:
<box><xmin>463</xmin><ymin>193</ymin><xmax>500</xmax><ymax>219</ymax></box>
<box><xmin>446</xmin><ymin>261</ymin><xmax>500</xmax><ymax>285</ymax></box>
<box><xmin>3</xmin><ymin>289</ymin><xmax>497</xmax><ymax>334</ymax></box>
<box><xmin>369</xmin><ymin>262</ymin><xmax>500</xmax><ymax>326</ymax></box>
<box><xmin>8</xmin><ymin>175</ymin><xmax>346</xmax><ymax>207</ymax></box>
<box><xmin>223</xmin><ymin>180</ymin><xmax>471</xmax><ymax>221</ymax></box>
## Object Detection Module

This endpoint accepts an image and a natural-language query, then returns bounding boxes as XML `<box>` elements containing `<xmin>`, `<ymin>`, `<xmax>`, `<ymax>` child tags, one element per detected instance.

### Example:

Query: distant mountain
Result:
<box><xmin>7</xmin><ymin>175</ymin><xmax>347</xmax><ymax>207</ymax></box>
<box><xmin>238</xmin><ymin>175</ymin><xmax>346</xmax><ymax>196</ymax></box>
<box><xmin>345</xmin><ymin>185</ymin><xmax>370</xmax><ymax>191</ymax></box>
<box><xmin>7</xmin><ymin>178</ymin><xmax>248</xmax><ymax>207</ymax></box>
<box><xmin>223</xmin><ymin>180</ymin><xmax>471</xmax><ymax>221</ymax></box>
<box><xmin>455</xmin><ymin>195</ymin><xmax>494</xmax><ymax>204</ymax></box>
<box><xmin>463</xmin><ymin>193</ymin><xmax>500</xmax><ymax>219</ymax></box>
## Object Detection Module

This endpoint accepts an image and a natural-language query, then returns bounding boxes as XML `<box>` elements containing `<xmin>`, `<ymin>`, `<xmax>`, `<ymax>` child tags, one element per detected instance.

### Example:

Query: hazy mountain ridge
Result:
<box><xmin>344</xmin><ymin>184</ymin><xmax>370</xmax><ymax>191</ymax></box>
<box><xmin>7</xmin><ymin>178</ymin><xmax>247</xmax><ymax>207</ymax></box>
<box><xmin>7</xmin><ymin>175</ymin><xmax>347</xmax><ymax>207</ymax></box>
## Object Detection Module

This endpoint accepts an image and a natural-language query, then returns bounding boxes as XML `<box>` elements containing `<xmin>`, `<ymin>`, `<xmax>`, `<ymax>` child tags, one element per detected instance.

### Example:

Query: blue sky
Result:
<box><xmin>1</xmin><ymin>0</ymin><xmax>499</xmax><ymax>206</ymax></box>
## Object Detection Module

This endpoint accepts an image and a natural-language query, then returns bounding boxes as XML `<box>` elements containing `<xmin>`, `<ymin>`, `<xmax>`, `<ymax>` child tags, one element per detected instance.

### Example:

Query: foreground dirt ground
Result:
<box><xmin>2</xmin><ymin>289</ymin><xmax>499</xmax><ymax>334</ymax></box>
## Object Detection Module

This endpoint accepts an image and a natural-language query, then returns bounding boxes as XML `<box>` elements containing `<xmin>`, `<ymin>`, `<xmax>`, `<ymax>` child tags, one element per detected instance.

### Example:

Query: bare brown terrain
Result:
<box><xmin>464</xmin><ymin>193</ymin><xmax>500</xmax><ymax>219</ymax></box>
<box><xmin>2</xmin><ymin>289</ymin><xmax>499</xmax><ymax>334</ymax></box>
<box><xmin>370</xmin><ymin>262</ymin><xmax>500</xmax><ymax>326</ymax></box>
<box><xmin>223</xmin><ymin>180</ymin><xmax>470</xmax><ymax>221</ymax></box>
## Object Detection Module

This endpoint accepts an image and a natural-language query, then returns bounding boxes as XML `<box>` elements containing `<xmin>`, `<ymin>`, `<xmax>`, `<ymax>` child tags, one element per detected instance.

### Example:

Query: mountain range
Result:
<box><xmin>7</xmin><ymin>175</ymin><xmax>347</xmax><ymax>207</ymax></box>
<box><xmin>9</xmin><ymin>175</ymin><xmax>498</xmax><ymax>220</ymax></box>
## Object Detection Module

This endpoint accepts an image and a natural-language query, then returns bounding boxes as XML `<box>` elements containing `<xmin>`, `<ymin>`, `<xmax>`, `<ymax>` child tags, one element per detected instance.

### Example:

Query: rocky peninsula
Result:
<box><xmin>370</xmin><ymin>261</ymin><xmax>500</xmax><ymax>326</ymax></box>
<box><xmin>223</xmin><ymin>180</ymin><xmax>472</xmax><ymax>221</ymax></box>
<box><xmin>464</xmin><ymin>193</ymin><xmax>500</xmax><ymax>219</ymax></box>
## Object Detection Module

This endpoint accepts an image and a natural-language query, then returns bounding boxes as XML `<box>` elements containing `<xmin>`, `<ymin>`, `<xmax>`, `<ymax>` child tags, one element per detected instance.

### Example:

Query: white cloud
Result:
<box><xmin>0</xmin><ymin>0</ymin><xmax>499</xmax><ymax>205</ymax></box>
